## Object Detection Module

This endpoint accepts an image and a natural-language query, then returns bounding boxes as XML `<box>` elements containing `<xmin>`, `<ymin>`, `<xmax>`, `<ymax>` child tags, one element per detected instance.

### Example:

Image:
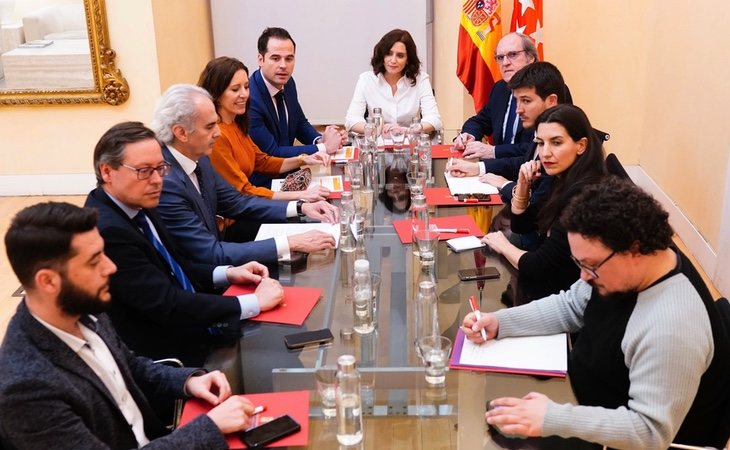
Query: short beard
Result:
<box><xmin>57</xmin><ymin>277</ymin><xmax>110</xmax><ymax>316</ymax></box>
<box><xmin>588</xmin><ymin>280</ymin><xmax>638</xmax><ymax>302</ymax></box>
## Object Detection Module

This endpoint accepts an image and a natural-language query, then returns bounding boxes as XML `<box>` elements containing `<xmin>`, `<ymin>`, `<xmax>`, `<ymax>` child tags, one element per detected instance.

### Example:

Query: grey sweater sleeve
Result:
<box><xmin>494</xmin><ymin>280</ymin><xmax>592</xmax><ymax>337</ymax></box>
<box><xmin>541</xmin><ymin>275</ymin><xmax>715</xmax><ymax>449</ymax></box>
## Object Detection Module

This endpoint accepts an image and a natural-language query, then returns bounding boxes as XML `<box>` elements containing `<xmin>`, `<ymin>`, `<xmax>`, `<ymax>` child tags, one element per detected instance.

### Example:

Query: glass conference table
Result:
<box><xmin>205</xmin><ymin>152</ymin><xmax>599</xmax><ymax>449</ymax></box>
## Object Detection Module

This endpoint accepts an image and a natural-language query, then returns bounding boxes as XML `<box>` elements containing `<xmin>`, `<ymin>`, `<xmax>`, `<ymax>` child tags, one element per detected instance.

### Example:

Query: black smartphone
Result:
<box><xmin>458</xmin><ymin>266</ymin><xmax>500</xmax><ymax>281</ymax></box>
<box><xmin>240</xmin><ymin>414</ymin><xmax>301</xmax><ymax>448</ymax></box>
<box><xmin>284</xmin><ymin>328</ymin><xmax>334</xmax><ymax>349</ymax></box>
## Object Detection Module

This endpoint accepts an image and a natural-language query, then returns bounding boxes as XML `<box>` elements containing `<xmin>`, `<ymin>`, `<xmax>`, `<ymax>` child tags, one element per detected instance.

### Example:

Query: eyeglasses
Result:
<box><xmin>570</xmin><ymin>251</ymin><xmax>616</xmax><ymax>279</ymax></box>
<box><xmin>121</xmin><ymin>162</ymin><xmax>171</xmax><ymax>180</ymax></box>
<box><xmin>494</xmin><ymin>50</ymin><xmax>526</xmax><ymax>64</ymax></box>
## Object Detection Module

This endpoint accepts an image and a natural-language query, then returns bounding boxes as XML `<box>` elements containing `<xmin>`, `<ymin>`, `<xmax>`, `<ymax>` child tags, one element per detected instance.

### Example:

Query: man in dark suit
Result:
<box><xmin>454</xmin><ymin>33</ymin><xmax>538</xmax><ymax>160</ymax></box>
<box><xmin>85</xmin><ymin>121</ymin><xmax>285</xmax><ymax>366</ymax></box>
<box><xmin>151</xmin><ymin>84</ymin><xmax>338</xmax><ymax>267</ymax></box>
<box><xmin>248</xmin><ymin>27</ymin><xmax>344</xmax><ymax>185</ymax></box>
<box><xmin>0</xmin><ymin>202</ymin><xmax>256</xmax><ymax>449</ymax></box>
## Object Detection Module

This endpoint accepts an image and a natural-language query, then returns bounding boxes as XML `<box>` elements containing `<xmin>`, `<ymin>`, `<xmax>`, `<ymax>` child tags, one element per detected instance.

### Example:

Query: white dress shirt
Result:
<box><xmin>344</xmin><ymin>70</ymin><xmax>442</xmax><ymax>132</ymax></box>
<box><xmin>33</xmin><ymin>314</ymin><xmax>150</xmax><ymax>447</ymax></box>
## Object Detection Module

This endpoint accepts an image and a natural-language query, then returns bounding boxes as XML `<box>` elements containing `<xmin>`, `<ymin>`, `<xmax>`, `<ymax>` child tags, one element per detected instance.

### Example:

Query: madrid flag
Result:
<box><xmin>510</xmin><ymin>0</ymin><xmax>543</xmax><ymax>59</ymax></box>
<box><xmin>457</xmin><ymin>0</ymin><xmax>502</xmax><ymax>112</ymax></box>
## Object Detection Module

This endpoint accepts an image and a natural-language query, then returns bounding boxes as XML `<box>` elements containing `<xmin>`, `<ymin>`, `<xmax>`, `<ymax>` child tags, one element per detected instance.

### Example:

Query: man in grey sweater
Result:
<box><xmin>463</xmin><ymin>177</ymin><xmax>730</xmax><ymax>449</ymax></box>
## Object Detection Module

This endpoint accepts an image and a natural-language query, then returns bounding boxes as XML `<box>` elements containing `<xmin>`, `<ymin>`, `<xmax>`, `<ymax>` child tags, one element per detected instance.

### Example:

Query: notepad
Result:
<box><xmin>391</xmin><ymin>215</ymin><xmax>483</xmax><ymax>244</ymax></box>
<box><xmin>332</xmin><ymin>146</ymin><xmax>358</xmax><ymax>162</ymax></box>
<box><xmin>180</xmin><ymin>390</ymin><xmax>310</xmax><ymax>449</ymax></box>
<box><xmin>444</xmin><ymin>172</ymin><xmax>499</xmax><ymax>195</ymax></box>
<box><xmin>450</xmin><ymin>329</ymin><xmax>567</xmax><ymax>377</ymax></box>
<box><xmin>254</xmin><ymin>223</ymin><xmax>340</xmax><ymax>248</ymax></box>
<box><xmin>446</xmin><ymin>235</ymin><xmax>485</xmax><ymax>252</ymax></box>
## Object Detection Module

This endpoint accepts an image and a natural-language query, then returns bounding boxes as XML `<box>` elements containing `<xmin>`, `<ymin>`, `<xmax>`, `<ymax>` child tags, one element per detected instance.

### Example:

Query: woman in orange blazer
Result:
<box><xmin>199</xmin><ymin>57</ymin><xmax>330</xmax><ymax>201</ymax></box>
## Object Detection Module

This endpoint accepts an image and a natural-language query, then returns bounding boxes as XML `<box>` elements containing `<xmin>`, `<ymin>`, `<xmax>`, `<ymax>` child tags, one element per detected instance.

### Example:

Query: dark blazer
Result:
<box><xmin>85</xmin><ymin>187</ymin><xmax>242</xmax><ymax>366</ymax></box>
<box><xmin>0</xmin><ymin>302</ymin><xmax>227</xmax><ymax>450</ymax></box>
<box><xmin>157</xmin><ymin>146</ymin><xmax>287</xmax><ymax>266</ymax></box>
<box><xmin>461</xmin><ymin>81</ymin><xmax>574</xmax><ymax>159</ymax></box>
<box><xmin>460</xmin><ymin>80</ymin><xmax>531</xmax><ymax>159</ymax></box>
<box><xmin>248</xmin><ymin>69</ymin><xmax>320</xmax><ymax>159</ymax></box>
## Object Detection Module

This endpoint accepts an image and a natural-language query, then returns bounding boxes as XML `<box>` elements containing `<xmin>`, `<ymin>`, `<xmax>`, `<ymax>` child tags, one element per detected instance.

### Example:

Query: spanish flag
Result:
<box><xmin>457</xmin><ymin>0</ymin><xmax>503</xmax><ymax>112</ymax></box>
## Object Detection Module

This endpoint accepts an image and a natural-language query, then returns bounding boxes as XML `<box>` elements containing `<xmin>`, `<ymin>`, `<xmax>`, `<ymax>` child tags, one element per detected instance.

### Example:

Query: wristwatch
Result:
<box><xmin>296</xmin><ymin>199</ymin><xmax>306</xmax><ymax>219</ymax></box>
<box><xmin>298</xmin><ymin>153</ymin><xmax>306</xmax><ymax>165</ymax></box>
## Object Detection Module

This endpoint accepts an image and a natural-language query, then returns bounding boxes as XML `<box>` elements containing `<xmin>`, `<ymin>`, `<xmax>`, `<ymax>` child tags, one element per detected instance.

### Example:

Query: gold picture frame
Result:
<box><xmin>0</xmin><ymin>0</ymin><xmax>129</xmax><ymax>106</ymax></box>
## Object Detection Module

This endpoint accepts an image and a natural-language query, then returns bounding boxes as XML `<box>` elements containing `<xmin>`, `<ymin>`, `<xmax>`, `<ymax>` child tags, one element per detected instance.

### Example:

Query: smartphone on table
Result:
<box><xmin>458</xmin><ymin>266</ymin><xmax>500</xmax><ymax>282</ymax></box>
<box><xmin>284</xmin><ymin>328</ymin><xmax>334</xmax><ymax>349</ymax></box>
<box><xmin>239</xmin><ymin>414</ymin><xmax>301</xmax><ymax>448</ymax></box>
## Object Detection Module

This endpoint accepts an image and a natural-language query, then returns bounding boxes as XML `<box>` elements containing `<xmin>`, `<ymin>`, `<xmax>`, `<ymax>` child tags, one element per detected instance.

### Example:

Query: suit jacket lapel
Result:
<box><xmin>254</xmin><ymin>70</ymin><xmax>282</xmax><ymax>142</ymax></box>
<box><xmin>17</xmin><ymin>303</ymin><xmax>119</xmax><ymax>409</ymax></box>
<box><xmin>162</xmin><ymin>146</ymin><xmax>217</xmax><ymax>233</ymax></box>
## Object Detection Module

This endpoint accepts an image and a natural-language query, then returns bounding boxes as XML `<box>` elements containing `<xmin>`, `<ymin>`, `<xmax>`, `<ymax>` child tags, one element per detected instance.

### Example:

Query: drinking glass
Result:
<box><xmin>406</xmin><ymin>171</ymin><xmax>427</xmax><ymax>197</ymax></box>
<box><xmin>390</xmin><ymin>127</ymin><xmax>406</xmax><ymax>151</ymax></box>
<box><xmin>414</xmin><ymin>226</ymin><xmax>440</xmax><ymax>263</ymax></box>
<box><xmin>347</xmin><ymin>161</ymin><xmax>363</xmax><ymax>190</ymax></box>
<box><xmin>416</xmin><ymin>335</ymin><xmax>452</xmax><ymax>386</ymax></box>
<box><xmin>315</xmin><ymin>366</ymin><xmax>338</xmax><ymax>418</ymax></box>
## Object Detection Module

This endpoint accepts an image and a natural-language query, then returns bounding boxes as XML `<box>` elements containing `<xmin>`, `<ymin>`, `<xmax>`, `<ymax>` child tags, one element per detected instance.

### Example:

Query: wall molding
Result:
<box><xmin>626</xmin><ymin>165</ymin><xmax>722</xmax><ymax>296</ymax></box>
<box><xmin>0</xmin><ymin>173</ymin><xmax>95</xmax><ymax>196</ymax></box>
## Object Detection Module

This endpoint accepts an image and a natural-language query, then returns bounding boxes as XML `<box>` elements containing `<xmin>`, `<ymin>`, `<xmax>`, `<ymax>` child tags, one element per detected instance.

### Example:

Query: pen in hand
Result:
<box><xmin>469</xmin><ymin>295</ymin><xmax>488</xmax><ymax>341</ymax></box>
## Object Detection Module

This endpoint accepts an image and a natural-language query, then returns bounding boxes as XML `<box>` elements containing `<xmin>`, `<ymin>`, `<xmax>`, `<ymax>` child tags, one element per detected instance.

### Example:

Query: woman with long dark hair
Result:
<box><xmin>199</xmin><ymin>56</ymin><xmax>329</xmax><ymax>201</ymax></box>
<box><xmin>482</xmin><ymin>104</ymin><xmax>606</xmax><ymax>301</ymax></box>
<box><xmin>344</xmin><ymin>29</ymin><xmax>441</xmax><ymax>135</ymax></box>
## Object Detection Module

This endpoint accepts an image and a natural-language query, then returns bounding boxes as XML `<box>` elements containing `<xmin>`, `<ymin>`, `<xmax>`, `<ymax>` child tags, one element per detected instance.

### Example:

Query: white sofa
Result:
<box><xmin>22</xmin><ymin>4</ymin><xmax>87</xmax><ymax>41</ymax></box>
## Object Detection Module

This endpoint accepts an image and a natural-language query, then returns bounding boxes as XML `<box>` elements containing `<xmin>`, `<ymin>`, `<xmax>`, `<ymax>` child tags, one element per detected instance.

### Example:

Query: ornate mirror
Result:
<box><xmin>0</xmin><ymin>0</ymin><xmax>128</xmax><ymax>105</ymax></box>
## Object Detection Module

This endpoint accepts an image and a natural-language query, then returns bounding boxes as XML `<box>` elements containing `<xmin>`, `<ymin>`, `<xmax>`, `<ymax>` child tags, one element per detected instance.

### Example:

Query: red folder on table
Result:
<box><xmin>224</xmin><ymin>285</ymin><xmax>322</xmax><ymax>325</ymax></box>
<box><xmin>449</xmin><ymin>329</ymin><xmax>567</xmax><ymax>378</ymax></box>
<box><xmin>424</xmin><ymin>187</ymin><xmax>502</xmax><ymax>207</ymax></box>
<box><xmin>392</xmin><ymin>215</ymin><xmax>483</xmax><ymax>244</ymax></box>
<box><xmin>431</xmin><ymin>145</ymin><xmax>464</xmax><ymax>159</ymax></box>
<box><xmin>179</xmin><ymin>390</ymin><xmax>310</xmax><ymax>449</ymax></box>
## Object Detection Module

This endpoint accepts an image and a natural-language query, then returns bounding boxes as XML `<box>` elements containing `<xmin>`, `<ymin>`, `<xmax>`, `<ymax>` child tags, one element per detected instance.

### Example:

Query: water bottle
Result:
<box><xmin>415</xmin><ymin>278</ymin><xmax>439</xmax><ymax>344</ymax></box>
<box><xmin>407</xmin><ymin>117</ymin><xmax>422</xmax><ymax>156</ymax></box>
<box><xmin>418</xmin><ymin>133</ymin><xmax>432</xmax><ymax>181</ymax></box>
<box><xmin>372</xmin><ymin>107</ymin><xmax>384</xmax><ymax>146</ymax></box>
<box><xmin>360</xmin><ymin>141</ymin><xmax>375</xmax><ymax>193</ymax></box>
<box><xmin>410</xmin><ymin>194</ymin><xmax>428</xmax><ymax>256</ymax></box>
<box><xmin>352</xmin><ymin>259</ymin><xmax>374</xmax><ymax>334</ymax></box>
<box><xmin>340</xmin><ymin>191</ymin><xmax>356</xmax><ymax>253</ymax></box>
<box><xmin>336</xmin><ymin>355</ymin><xmax>363</xmax><ymax>445</ymax></box>
<box><xmin>364</xmin><ymin>117</ymin><xmax>376</xmax><ymax>147</ymax></box>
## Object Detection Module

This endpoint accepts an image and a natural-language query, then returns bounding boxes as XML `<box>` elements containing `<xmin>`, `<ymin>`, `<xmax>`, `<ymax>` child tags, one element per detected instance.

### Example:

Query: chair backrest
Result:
<box><xmin>606</xmin><ymin>153</ymin><xmax>631</xmax><ymax>181</ymax></box>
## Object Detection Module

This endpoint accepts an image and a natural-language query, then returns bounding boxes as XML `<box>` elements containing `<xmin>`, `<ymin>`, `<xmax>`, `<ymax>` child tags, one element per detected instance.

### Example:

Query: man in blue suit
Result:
<box><xmin>248</xmin><ymin>27</ymin><xmax>344</xmax><ymax>185</ymax></box>
<box><xmin>0</xmin><ymin>202</ymin><xmax>257</xmax><ymax>449</ymax></box>
<box><xmin>152</xmin><ymin>84</ymin><xmax>338</xmax><ymax>267</ymax></box>
<box><xmin>454</xmin><ymin>33</ymin><xmax>539</xmax><ymax>160</ymax></box>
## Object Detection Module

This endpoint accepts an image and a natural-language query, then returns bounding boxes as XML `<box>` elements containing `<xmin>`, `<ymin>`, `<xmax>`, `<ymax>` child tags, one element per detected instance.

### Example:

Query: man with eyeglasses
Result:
<box><xmin>454</xmin><ymin>33</ymin><xmax>539</xmax><ymax>160</ymax></box>
<box><xmin>85</xmin><ymin>121</ymin><xmax>286</xmax><ymax>367</ymax></box>
<box><xmin>462</xmin><ymin>177</ymin><xmax>730</xmax><ymax>449</ymax></box>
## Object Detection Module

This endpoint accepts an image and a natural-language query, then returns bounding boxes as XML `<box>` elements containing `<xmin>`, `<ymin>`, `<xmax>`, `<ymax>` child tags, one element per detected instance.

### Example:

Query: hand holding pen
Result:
<box><xmin>462</xmin><ymin>297</ymin><xmax>499</xmax><ymax>344</ymax></box>
<box><xmin>469</xmin><ymin>296</ymin><xmax>488</xmax><ymax>341</ymax></box>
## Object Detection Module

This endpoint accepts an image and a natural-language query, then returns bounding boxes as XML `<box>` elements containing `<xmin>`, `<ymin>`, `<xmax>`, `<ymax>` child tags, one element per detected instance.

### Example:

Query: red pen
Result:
<box><xmin>469</xmin><ymin>295</ymin><xmax>488</xmax><ymax>341</ymax></box>
<box><xmin>433</xmin><ymin>227</ymin><xmax>470</xmax><ymax>234</ymax></box>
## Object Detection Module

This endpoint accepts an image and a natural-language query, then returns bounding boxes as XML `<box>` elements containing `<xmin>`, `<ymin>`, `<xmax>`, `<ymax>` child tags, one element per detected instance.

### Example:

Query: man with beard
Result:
<box><xmin>461</xmin><ymin>177</ymin><xmax>730</xmax><ymax>449</ymax></box>
<box><xmin>0</xmin><ymin>202</ymin><xmax>257</xmax><ymax>449</ymax></box>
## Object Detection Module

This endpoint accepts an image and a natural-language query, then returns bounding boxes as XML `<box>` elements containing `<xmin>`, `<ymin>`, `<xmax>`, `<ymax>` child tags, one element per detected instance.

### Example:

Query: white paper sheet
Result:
<box><xmin>446</xmin><ymin>235</ymin><xmax>485</xmax><ymax>252</ymax></box>
<box><xmin>332</xmin><ymin>146</ymin><xmax>357</xmax><ymax>162</ymax></box>
<box><xmin>444</xmin><ymin>173</ymin><xmax>499</xmax><ymax>195</ymax></box>
<box><xmin>254</xmin><ymin>223</ymin><xmax>340</xmax><ymax>249</ymax></box>
<box><xmin>459</xmin><ymin>333</ymin><xmax>567</xmax><ymax>374</ymax></box>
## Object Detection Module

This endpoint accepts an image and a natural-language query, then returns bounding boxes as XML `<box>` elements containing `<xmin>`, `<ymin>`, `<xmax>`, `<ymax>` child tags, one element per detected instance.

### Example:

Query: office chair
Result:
<box><xmin>153</xmin><ymin>358</ymin><xmax>185</xmax><ymax>431</ymax></box>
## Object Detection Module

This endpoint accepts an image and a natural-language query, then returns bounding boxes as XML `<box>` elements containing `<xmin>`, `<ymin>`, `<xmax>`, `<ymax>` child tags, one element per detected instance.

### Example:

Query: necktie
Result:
<box><xmin>274</xmin><ymin>90</ymin><xmax>289</xmax><ymax>145</ymax></box>
<box><xmin>503</xmin><ymin>96</ymin><xmax>518</xmax><ymax>144</ymax></box>
<box><xmin>133</xmin><ymin>211</ymin><xmax>195</xmax><ymax>292</ymax></box>
<box><xmin>193</xmin><ymin>163</ymin><xmax>214</xmax><ymax>217</ymax></box>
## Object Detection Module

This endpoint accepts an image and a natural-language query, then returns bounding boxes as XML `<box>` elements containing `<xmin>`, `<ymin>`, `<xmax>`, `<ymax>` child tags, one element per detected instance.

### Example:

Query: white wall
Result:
<box><xmin>210</xmin><ymin>0</ymin><xmax>429</xmax><ymax>125</ymax></box>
